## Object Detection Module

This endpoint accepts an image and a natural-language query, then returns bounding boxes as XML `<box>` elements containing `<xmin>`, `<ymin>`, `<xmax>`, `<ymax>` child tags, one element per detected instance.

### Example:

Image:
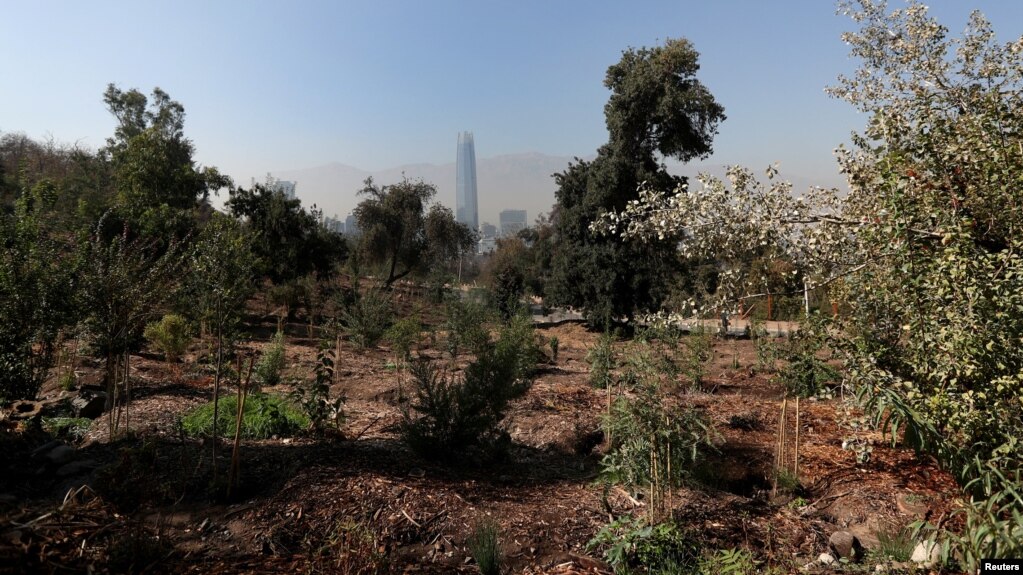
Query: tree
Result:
<box><xmin>595</xmin><ymin>2</ymin><xmax>1023</xmax><ymax>566</ymax></box>
<box><xmin>185</xmin><ymin>213</ymin><xmax>256</xmax><ymax>478</ymax></box>
<box><xmin>103</xmin><ymin>84</ymin><xmax>230</xmax><ymax>240</ymax></box>
<box><xmin>0</xmin><ymin>180</ymin><xmax>79</xmax><ymax>400</ymax></box>
<box><xmin>547</xmin><ymin>39</ymin><xmax>725</xmax><ymax>329</ymax></box>
<box><xmin>0</xmin><ymin>132</ymin><xmax>115</xmax><ymax>231</ymax></box>
<box><xmin>354</xmin><ymin>177</ymin><xmax>473</xmax><ymax>288</ymax></box>
<box><xmin>81</xmin><ymin>216</ymin><xmax>182</xmax><ymax>434</ymax></box>
<box><xmin>226</xmin><ymin>181</ymin><xmax>347</xmax><ymax>284</ymax></box>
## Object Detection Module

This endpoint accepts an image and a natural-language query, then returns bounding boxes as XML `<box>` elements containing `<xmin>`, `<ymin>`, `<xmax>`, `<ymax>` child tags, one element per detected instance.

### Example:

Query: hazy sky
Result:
<box><xmin>4</xmin><ymin>1</ymin><xmax>1023</xmax><ymax>199</ymax></box>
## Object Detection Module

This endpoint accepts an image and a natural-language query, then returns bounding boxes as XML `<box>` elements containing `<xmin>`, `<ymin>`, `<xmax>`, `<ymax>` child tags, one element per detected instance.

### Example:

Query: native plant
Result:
<box><xmin>143</xmin><ymin>314</ymin><xmax>191</xmax><ymax>363</ymax></box>
<box><xmin>587</xmin><ymin>332</ymin><xmax>617</xmax><ymax>389</ymax></box>
<box><xmin>254</xmin><ymin>330</ymin><xmax>286</xmax><ymax>388</ymax></box>
<box><xmin>400</xmin><ymin>319</ymin><xmax>536</xmax><ymax>459</ymax></box>
<box><xmin>291</xmin><ymin>348</ymin><xmax>345</xmax><ymax>433</ymax></box>
<box><xmin>339</xmin><ymin>286</ymin><xmax>393</xmax><ymax>348</ymax></box>
<box><xmin>778</xmin><ymin>316</ymin><xmax>838</xmax><ymax>398</ymax></box>
<box><xmin>587</xmin><ymin>515</ymin><xmax>701</xmax><ymax>574</ymax></box>
<box><xmin>444</xmin><ymin>296</ymin><xmax>492</xmax><ymax>358</ymax></box>
<box><xmin>185</xmin><ymin>214</ymin><xmax>255</xmax><ymax>477</ymax></box>
<box><xmin>600</xmin><ymin>378</ymin><xmax>714</xmax><ymax>522</ymax></box>
<box><xmin>0</xmin><ymin>180</ymin><xmax>78</xmax><ymax>401</ymax></box>
<box><xmin>385</xmin><ymin>314</ymin><xmax>421</xmax><ymax>361</ymax></box>
<box><xmin>180</xmin><ymin>393</ymin><xmax>308</xmax><ymax>439</ymax></box>
<box><xmin>467</xmin><ymin>519</ymin><xmax>502</xmax><ymax>575</ymax></box>
<box><xmin>81</xmin><ymin>217</ymin><xmax>182</xmax><ymax>436</ymax></box>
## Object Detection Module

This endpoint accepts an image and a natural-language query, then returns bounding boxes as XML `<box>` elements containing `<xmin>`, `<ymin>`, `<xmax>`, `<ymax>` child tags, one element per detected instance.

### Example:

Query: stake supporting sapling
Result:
<box><xmin>228</xmin><ymin>357</ymin><xmax>254</xmax><ymax>500</ymax></box>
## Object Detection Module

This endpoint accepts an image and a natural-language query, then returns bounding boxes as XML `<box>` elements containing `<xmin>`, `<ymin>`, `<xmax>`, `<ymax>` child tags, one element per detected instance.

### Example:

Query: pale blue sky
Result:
<box><xmin>3</xmin><ymin>1</ymin><xmax>1022</xmax><ymax>196</ymax></box>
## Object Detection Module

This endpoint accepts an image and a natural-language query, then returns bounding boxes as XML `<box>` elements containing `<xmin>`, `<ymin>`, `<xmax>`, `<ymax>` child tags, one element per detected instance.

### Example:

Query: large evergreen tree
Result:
<box><xmin>547</xmin><ymin>38</ymin><xmax>724</xmax><ymax>329</ymax></box>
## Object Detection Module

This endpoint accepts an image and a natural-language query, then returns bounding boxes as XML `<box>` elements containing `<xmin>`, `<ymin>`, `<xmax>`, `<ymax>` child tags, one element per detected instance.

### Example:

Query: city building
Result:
<box><xmin>252</xmin><ymin>175</ymin><xmax>297</xmax><ymax>200</ymax></box>
<box><xmin>480</xmin><ymin>222</ymin><xmax>497</xmax><ymax>239</ymax></box>
<box><xmin>345</xmin><ymin>213</ymin><xmax>360</xmax><ymax>237</ymax></box>
<box><xmin>322</xmin><ymin>215</ymin><xmax>344</xmax><ymax>234</ymax></box>
<box><xmin>499</xmin><ymin>209</ymin><xmax>527</xmax><ymax>237</ymax></box>
<box><xmin>455</xmin><ymin>131</ymin><xmax>479</xmax><ymax>232</ymax></box>
<box><xmin>276</xmin><ymin>180</ymin><xmax>297</xmax><ymax>200</ymax></box>
<box><xmin>478</xmin><ymin>236</ymin><xmax>496</xmax><ymax>254</ymax></box>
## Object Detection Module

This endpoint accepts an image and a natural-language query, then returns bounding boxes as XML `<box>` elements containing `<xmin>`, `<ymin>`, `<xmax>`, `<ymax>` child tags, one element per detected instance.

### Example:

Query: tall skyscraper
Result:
<box><xmin>455</xmin><ymin>131</ymin><xmax>479</xmax><ymax>231</ymax></box>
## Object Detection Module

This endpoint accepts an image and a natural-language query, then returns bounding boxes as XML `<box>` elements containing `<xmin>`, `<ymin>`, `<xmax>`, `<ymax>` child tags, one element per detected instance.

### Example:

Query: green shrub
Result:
<box><xmin>491</xmin><ymin>264</ymin><xmax>525</xmax><ymax>321</ymax></box>
<box><xmin>143</xmin><ymin>314</ymin><xmax>191</xmax><ymax>362</ymax></box>
<box><xmin>600</xmin><ymin>380</ymin><xmax>714</xmax><ymax>520</ymax></box>
<box><xmin>41</xmin><ymin>417</ymin><xmax>92</xmax><ymax>441</ymax></box>
<box><xmin>871</xmin><ymin>522</ymin><xmax>913</xmax><ymax>562</ymax></box>
<box><xmin>340</xmin><ymin>288</ymin><xmax>393</xmax><ymax>348</ymax></box>
<box><xmin>396</xmin><ymin>349</ymin><xmax>531</xmax><ymax>456</ymax></box>
<box><xmin>752</xmin><ymin>322</ymin><xmax>781</xmax><ymax>373</ymax></box>
<box><xmin>779</xmin><ymin>324</ymin><xmax>838</xmax><ymax>398</ymax></box>
<box><xmin>58</xmin><ymin>371</ymin><xmax>77</xmax><ymax>391</ymax></box>
<box><xmin>680</xmin><ymin>327</ymin><xmax>712</xmax><ymax>387</ymax></box>
<box><xmin>587</xmin><ymin>516</ymin><xmax>700</xmax><ymax>574</ymax></box>
<box><xmin>180</xmin><ymin>393</ymin><xmax>308</xmax><ymax>439</ymax></box>
<box><xmin>467</xmin><ymin>519</ymin><xmax>502</xmax><ymax>575</ymax></box>
<box><xmin>493</xmin><ymin>313</ymin><xmax>542</xmax><ymax>382</ymax></box>
<box><xmin>587</xmin><ymin>332</ymin><xmax>616</xmax><ymax>389</ymax></box>
<box><xmin>386</xmin><ymin>315</ymin><xmax>421</xmax><ymax>360</ymax></box>
<box><xmin>445</xmin><ymin>297</ymin><xmax>492</xmax><ymax>357</ymax></box>
<box><xmin>698</xmin><ymin>548</ymin><xmax>759</xmax><ymax>575</ymax></box>
<box><xmin>548</xmin><ymin>336</ymin><xmax>559</xmax><ymax>363</ymax></box>
<box><xmin>254</xmin><ymin>330</ymin><xmax>286</xmax><ymax>387</ymax></box>
<box><xmin>291</xmin><ymin>348</ymin><xmax>344</xmax><ymax>433</ymax></box>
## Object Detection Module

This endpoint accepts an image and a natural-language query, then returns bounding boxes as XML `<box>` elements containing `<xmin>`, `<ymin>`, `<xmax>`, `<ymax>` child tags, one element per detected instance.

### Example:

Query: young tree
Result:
<box><xmin>354</xmin><ymin>177</ymin><xmax>473</xmax><ymax>288</ymax></box>
<box><xmin>185</xmin><ymin>213</ymin><xmax>256</xmax><ymax>476</ymax></box>
<box><xmin>547</xmin><ymin>38</ymin><xmax>725</xmax><ymax>329</ymax></box>
<box><xmin>81</xmin><ymin>216</ymin><xmax>182</xmax><ymax>434</ymax></box>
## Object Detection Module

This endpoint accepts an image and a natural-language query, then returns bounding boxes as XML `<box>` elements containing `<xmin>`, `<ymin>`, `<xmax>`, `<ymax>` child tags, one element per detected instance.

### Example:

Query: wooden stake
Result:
<box><xmin>795</xmin><ymin>396</ymin><xmax>800</xmax><ymax>484</ymax></box>
<box><xmin>228</xmin><ymin>357</ymin><xmax>255</xmax><ymax>500</ymax></box>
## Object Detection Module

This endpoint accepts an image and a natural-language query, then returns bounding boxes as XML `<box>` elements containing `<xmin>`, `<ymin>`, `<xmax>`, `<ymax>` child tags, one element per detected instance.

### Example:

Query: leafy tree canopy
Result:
<box><xmin>103</xmin><ymin>84</ymin><xmax>230</xmax><ymax>240</ymax></box>
<box><xmin>354</xmin><ymin>177</ymin><xmax>474</xmax><ymax>288</ymax></box>
<box><xmin>226</xmin><ymin>181</ymin><xmax>347</xmax><ymax>284</ymax></box>
<box><xmin>548</xmin><ymin>38</ymin><xmax>725</xmax><ymax>329</ymax></box>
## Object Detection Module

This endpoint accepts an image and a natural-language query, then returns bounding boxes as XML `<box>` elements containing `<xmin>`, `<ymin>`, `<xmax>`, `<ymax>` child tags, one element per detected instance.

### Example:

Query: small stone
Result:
<box><xmin>55</xmin><ymin>460</ymin><xmax>98</xmax><ymax>477</ymax></box>
<box><xmin>31</xmin><ymin>440</ymin><xmax>62</xmax><ymax>459</ymax></box>
<box><xmin>829</xmin><ymin>530</ymin><xmax>863</xmax><ymax>561</ymax></box>
<box><xmin>818</xmin><ymin>552</ymin><xmax>836</xmax><ymax>565</ymax></box>
<box><xmin>71</xmin><ymin>391</ymin><xmax>107</xmax><ymax>419</ymax></box>
<box><xmin>910</xmin><ymin>540</ymin><xmax>940</xmax><ymax>566</ymax></box>
<box><xmin>46</xmin><ymin>445</ymin><xmax>75</xmax><ymax>466</ymax></box>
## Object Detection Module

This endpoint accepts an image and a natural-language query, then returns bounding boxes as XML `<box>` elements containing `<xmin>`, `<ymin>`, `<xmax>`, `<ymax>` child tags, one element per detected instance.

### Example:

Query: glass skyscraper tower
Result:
<box><xmin>455</xmin><ymin>131</ymin><xmax>478</xmax><ymax>231</ymax></box>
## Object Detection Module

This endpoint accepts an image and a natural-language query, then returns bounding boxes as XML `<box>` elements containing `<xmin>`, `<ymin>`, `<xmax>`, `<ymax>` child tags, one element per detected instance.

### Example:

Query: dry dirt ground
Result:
<box><xmin>0</xmin><ymin>306</ymin><xmax>960</xmax><ymax>574</ymax></box>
